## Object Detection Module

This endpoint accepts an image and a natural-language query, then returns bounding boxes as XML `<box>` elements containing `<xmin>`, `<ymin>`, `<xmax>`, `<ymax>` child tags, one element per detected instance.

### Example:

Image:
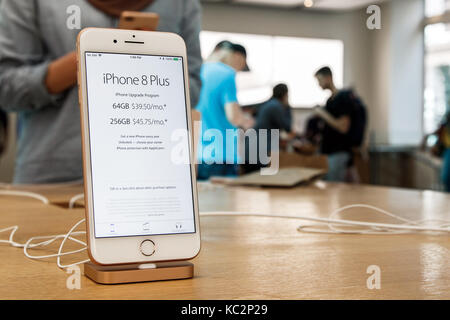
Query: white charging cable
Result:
<box><xmin>55</xmin><ymin>219</ymin><xmax>89</xmax><ymax>269</ymax></box>
<box><xmin>0</xmin><ymin>221</ymin><xmax>89</xmax><ymax>269</ymax></box>
<box><xmin>200</xmin><ymin>206</ymin><xmax>450</xmax><ymax>234</ymax></box>
<box><xmin>1</xmin><ymin>191</ymin><xmax>450</xmax><ymax>271</ymax></box>
<box><xmin>65</xmin><ymin>193</ymin><xmax>450</xmax><ymax>233</ymax></box>
<box><xmin>68</xmin><ymin>193</ymin><xmax>84</xmax><ymax>209</ymax></box>
<box><xmin>0</xmin><ymin>190</ymin><xmax>49</xmax><ymax>204</ymax></box>
<box><xmin>0</xmin><ymin>190</ymin><xmax>88</xmax><ymax>268</ymax></box>
<box><xmin>0</xmin><ymin>179</ymin><xmax>84</xmax><ymax>190</ymax></box>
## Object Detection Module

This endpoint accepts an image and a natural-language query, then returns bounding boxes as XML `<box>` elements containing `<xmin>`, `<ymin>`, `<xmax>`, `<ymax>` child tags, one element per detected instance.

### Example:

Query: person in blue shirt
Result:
<box><xmin>196</xmin><ymin>41</ymin><xmax>253</xmax><ymax>180</ymax></box>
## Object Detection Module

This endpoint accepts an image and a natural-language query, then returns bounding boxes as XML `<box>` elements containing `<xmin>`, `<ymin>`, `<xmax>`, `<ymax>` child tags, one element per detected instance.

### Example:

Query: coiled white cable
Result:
<box><xmin>0</xmin><ymin>222</ymin><xmax>89</xmax><ymax>268</ymax></box>
<box><xmin>1</xmin><ymin>220</ymin><xmax>89</xmax><ymax>269</ymax></box>
<box><xmin>298</xmin><ymin>204</ymin><xmax>450</xmax><ymax>234</ymax></box>
<box><xmin>0</xmin><ymin>190</ymin><xmax>89</xmax><ymax>269</ymax></box>
<box><xmin>55</xmin><ymin>219</ymin><xmax>89</xmax><ymax>269</ymax></box>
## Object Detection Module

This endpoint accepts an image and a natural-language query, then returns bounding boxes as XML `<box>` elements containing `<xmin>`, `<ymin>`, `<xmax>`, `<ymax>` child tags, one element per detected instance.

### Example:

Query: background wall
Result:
<box><xmin>370</xmin><ymin>0</ymin><xmax>425</xmax><ymax>145</ymax></box>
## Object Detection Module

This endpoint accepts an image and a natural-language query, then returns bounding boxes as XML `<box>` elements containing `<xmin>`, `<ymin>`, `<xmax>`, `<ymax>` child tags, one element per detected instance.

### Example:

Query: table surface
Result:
<box><xmin>0</xmin><ymin>181</ymin><xmax>449</xmax><ymax>299</ymax></box>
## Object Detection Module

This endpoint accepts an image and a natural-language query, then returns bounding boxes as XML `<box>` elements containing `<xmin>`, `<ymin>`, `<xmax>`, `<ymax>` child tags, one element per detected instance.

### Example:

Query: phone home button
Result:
<box><xmin>140</xmin><ymin>239</ymin><xmax>155</xmax><ymax>256</ymax></box>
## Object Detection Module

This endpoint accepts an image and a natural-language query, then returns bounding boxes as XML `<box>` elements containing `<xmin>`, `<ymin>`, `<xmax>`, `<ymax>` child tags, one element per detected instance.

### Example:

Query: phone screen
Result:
<box><xmin>84</xmin><ymin>52</ymin><xmax>195</xmax><ymax>238</ymax></box>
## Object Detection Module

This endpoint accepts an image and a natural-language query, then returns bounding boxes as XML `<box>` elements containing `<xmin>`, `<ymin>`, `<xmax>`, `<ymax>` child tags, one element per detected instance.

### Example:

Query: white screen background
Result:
<box><xmin>85</xmin><ymin>52</ymin><xmax>195</xmax><ymax>238</ymax></box>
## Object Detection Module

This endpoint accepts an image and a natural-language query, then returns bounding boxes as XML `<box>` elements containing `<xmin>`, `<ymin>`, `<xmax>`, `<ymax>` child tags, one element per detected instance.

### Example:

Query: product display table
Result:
<box><xmin>0</xmin><ymin>181</ymin><xmax>449</xmax><ymax>299</ymax></box>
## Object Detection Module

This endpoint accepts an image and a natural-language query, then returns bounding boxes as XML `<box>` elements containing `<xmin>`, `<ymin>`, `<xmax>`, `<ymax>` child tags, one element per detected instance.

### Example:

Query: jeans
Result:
<box><xmin>325</xmin><ymin>152</ymin><xmax>350</xmax><ymax>182</ymax></box>
<box><xmin>441</xmin><ymin>148</ymin><xmax>450</xmax><ymax>192</ymax></box>
<box><xmin>197</xmin><ymin>163</ymin><xmax>239</xmax><ymax>181</ymax></box>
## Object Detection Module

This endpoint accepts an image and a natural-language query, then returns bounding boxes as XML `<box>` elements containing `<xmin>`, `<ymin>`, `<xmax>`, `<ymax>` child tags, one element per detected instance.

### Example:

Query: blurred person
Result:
<box><xmin>0</xmin><ymin>0</ymin><xmax>202</xmax><ymax>183</ymax></box>
<box><xmin>206</xmin><ymin>40</ymin><xmax>232</xmax><ymax>63</ymax></box>
<box><xmin>433</xmin><ymin>112</ymin><xmax>450</xmax><ymax>192</ymax></box>
<box><xmin>196</xmin><ymin>41</ymin><xmax>253</xmax><ymax>180</ymax></box>
<box><xmin>292</xmin><ymin>115</ymin><xmax>324</xmax><ymax>155</ymax></box>
<box><xmin>303</xmin><ymin>116</ymin><xmax>324</xmax><ymax>147</ymax></box>
<box><xmin>242</xmin><ymin>83</ymin><xmax>295</xmax><ymax>173</ymax></box>
<box><xmin>313</xmin><ymin>66</ymin><xmax>367</xmax><ymax>182</ymax></box>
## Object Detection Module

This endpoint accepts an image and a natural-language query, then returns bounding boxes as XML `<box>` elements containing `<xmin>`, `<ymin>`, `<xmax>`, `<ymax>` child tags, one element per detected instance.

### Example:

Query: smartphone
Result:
<box><xmin>118</xmin><ymin>11</ymin><xmax>159</xmax><ymax>31</ymax></box>
<box><xmin>76</xmin><ymin>28</ymin><xmax>200</xmax><ymax>265</ymax></box>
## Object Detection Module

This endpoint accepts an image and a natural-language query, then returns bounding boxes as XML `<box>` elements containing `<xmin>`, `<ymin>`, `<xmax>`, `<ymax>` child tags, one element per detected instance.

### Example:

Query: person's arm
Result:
<box><xmin>45</xmin><ymin>52</ymin><xmax>77</xmax><ymax>94</ymax></box>
<box><xmin>221</xmin><ymin>74</ymin><xmax>254</xmax><ymax>129</ymax></box>
<box><xmin>225</xmin><ymin>102</ymin><xmax>253</xmax><ymax>129</ymax></box>
<box><xmin>284</xmin><ymin>105</ymin><xmax>293</xmax><ymax>127</ymax></box>
<box><xmin>284</xmin><ymin>107</ymin><xmax>297</xmax><ymax>139</ymax></box>
<box><xmin>314</xmin><ymin>106</ymin><xmax>351</xmax><ymax>134</ymax></box>
<box><xmin>0</xmin><ymin>0</ymin><xmax>64</xmax><ymax>112</ymax></box>
<box><xmin>277</xmin><ymin>107</ymin><xmax>293</xmax><ymax>133</ymax></box>
<box><xmin>180</xmin><ymin>0</ymin><xmax>202</xmax><ymax>107</ymax></box>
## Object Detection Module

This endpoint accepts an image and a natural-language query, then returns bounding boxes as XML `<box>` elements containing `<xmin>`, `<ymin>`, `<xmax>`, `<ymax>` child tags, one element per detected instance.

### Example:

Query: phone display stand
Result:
<box><xmin>84</xmin><ymin>261</ymin><xmax>194</xmax><ymax>285</ymax></box>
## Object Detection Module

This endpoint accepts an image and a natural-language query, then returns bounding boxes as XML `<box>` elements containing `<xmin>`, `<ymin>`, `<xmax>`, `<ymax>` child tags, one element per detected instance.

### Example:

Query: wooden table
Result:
<box><xmin>0</xmin><ymin>181</ymin><xmax>449</xmax><ymax>299</ymax></box>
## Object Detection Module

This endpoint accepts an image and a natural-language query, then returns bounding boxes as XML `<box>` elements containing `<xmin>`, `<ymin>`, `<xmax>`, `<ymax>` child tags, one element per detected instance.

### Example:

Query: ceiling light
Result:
<box><xmin>304</xmin><ymin>0</ymin><xmax>314</xmax><ymax>8</ymax></box>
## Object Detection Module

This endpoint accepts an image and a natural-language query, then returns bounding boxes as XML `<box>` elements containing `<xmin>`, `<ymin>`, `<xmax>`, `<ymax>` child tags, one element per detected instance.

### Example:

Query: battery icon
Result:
<box><xmin>173</xmin><ymin>58</ymin><xmax>179</xmax><ymax>61</ymax></box>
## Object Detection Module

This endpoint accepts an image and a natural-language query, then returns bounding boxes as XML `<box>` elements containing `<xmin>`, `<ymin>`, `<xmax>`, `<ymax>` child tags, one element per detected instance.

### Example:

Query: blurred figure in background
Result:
<box><xmin>206</xmin><ymin>40</ymin><xmax>237</xmax><ymax>64</ymax></box>
<box><xmin>313</xmin><ymin>66</ymin><xmax>367</xmax><ymax>182</ymax></box>
<box><xmin>242</xmin><ymin>83</ymin><xmax>295</xmax><ymax>174</ymax></box>
<box><xmin>0</xmin><ymin>0</ymin><xmax>202</xmax><ymax>183</ymax></box>
<box><xmin>433</xmin><ymin>112</ymin><xmax>450</xmax><ymax>192</ymax></box>
<box><xmin>196</xmin><ymin>41</ymin><xmax>253</xmax><ymax>180</ymax></box>
<box><xmin>292</xmin><ymin>115</ymin><xmax>324</xmax><ymax>156</ymax></box>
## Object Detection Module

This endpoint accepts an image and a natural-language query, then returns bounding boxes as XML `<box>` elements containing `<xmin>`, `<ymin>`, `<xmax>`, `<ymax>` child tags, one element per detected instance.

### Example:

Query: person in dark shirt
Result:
<box><xmin>243</xmin><ymin>83</ymin><xmax>294</xmax><ymax>173</ymax></box>
<box><xmin>313</xmin><ymin>66</ymin><xmax>353</xmax><ymax>182</ymax></box>
<box><xmin>255</xmin><ymin>84</ymin><xmax>293</xmax><ymax>140</ymax></box>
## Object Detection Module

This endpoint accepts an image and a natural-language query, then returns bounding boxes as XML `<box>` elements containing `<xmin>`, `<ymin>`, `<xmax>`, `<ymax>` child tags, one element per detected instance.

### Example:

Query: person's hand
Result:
<box><xmin>241</xmin><ymin>114</ymin><xmax>255</xmax><ymax>130</ymax></box>
<box><xmin>293</xmin><ymin>141</ymin><xmax>317</xmax><ymax>155</ymax></box>
<box><xmin>335</xmin><ymin>116</ymin><xmax>351</xmax><ymax>133</ymax></box>
<box><xmin>286</xmin><ymin>131</ymin><xmax>297</xmax><ymax>140</ymax></box>
<box><xmin>45</xmin><ymin>51</ymin><xmax>77</xmax><ymax>94</ymax></box>
<box><xmin>313</xmin><ymin>105</ymin><xmax>326</xmax><ymax>119</ymax></box>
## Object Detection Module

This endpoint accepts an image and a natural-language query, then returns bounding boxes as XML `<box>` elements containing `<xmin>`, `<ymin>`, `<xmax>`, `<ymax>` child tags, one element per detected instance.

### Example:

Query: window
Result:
<box><xmin>200</xmin><ymin>31</ymin><xmax>344</xmax><ymax>108</ymax></box>
<box><xmin>423</xmin><ymin>0</ymin><xmax>450</xmax><ymax>134</ymax></box>
<box><xmin>425</xmin><ymin>0</ymin><xmax>450</xmax><ymax>17</ymax></box>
